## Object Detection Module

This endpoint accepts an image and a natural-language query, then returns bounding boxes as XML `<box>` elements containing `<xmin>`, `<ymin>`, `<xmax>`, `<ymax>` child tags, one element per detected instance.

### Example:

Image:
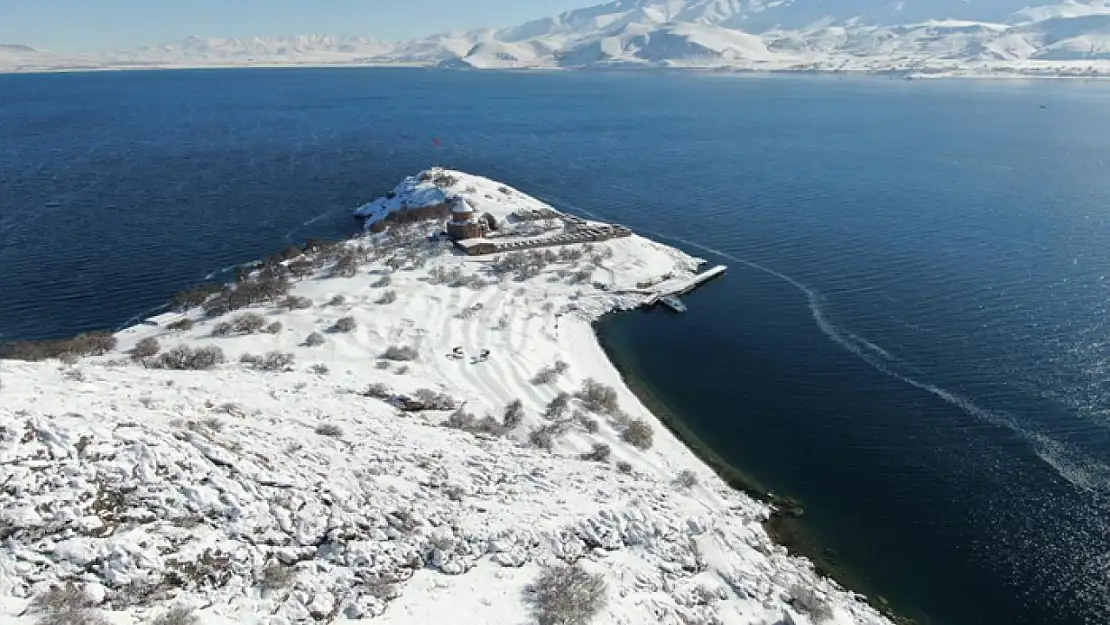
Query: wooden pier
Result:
<box><xmin>645</xmin><ymin>265</ymin><xmax>727</xmax><ymax>307</ymax></box>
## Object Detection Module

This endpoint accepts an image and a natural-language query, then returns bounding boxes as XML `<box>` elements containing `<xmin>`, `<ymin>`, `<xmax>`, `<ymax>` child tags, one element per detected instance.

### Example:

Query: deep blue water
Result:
<box><xmin>3</xmin><ymin>68</ymin><xmax>1110</xmax><ymax>625</ymax></box>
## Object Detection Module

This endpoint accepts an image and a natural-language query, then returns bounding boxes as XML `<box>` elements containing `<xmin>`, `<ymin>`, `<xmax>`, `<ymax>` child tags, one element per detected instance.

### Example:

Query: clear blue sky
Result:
<box><xmin>0</xmin><ymin>0</ymin><xmax>592</xmax><ymax>51</ymax></box>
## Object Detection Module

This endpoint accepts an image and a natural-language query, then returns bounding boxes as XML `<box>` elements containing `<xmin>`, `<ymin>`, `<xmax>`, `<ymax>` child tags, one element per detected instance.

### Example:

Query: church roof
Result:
<box><xmin>452</xmin><ymin>198</ymin><xmax>475</xmax><ymax>214</ymax></box>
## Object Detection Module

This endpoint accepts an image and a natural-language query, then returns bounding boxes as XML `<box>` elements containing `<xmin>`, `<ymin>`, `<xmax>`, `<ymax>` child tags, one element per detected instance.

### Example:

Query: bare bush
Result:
<box><xmin>311</xmin><ymin>364</ymin><xmax>329</xmax><ymax>375</ymax></box>
<box><xmin>372</xmin><ymin>275</ymin><xmax>393</xmax><ymax>288</ymax></box>
<box><xmin>203</xmin><ymin>271</ymin><xmax>291</xmax><ymax>317</ymax></box>
<box><xmin>576</xmin><ymin>379</ymin><xmax>620</xmax><ymax>415</ymax></box>
<box><xmin>149</xmin><ymin>605</ymin><xmax>199</xmax><ymax>625</ymax></box>
<box><xmin>544</xmin><ymin>392</ymin><xmax>572</xmax><ymax>420</ymax></box>
<box><xmin>616</xmin><ymin>461</ymin><xmax>633</xmax><ymax>474</ymax></box>
<box><xmin>260</xmin><ymin>562</ymin><xmax>297</xmax><ymax>591</ymax></box>
<box><xmin>621</xmin><ymin>419</ymin><xmax>654</xmax><ymax>450</ymax></box>
<box><xmin>265</xmin><ymin>321</ymin><xmax>283</xmax><ymax>334</ymax></box>
<box><xmin>377</xmin><ymin>290</ymin><xmax>398</xmax><ymax>305</ymax></box>
<box><xmin>211</xmin><ymin>312</ymin><xmax>267</xmax><ymax>337</ymax></box>
<box><xmin>578</xmin><ymin>415</ymin><xmax>600</xmax><ymax>434</ymax></box>
<box><xmin>288</xmin><ymin>258</ymin><xmax>315</xmax><ymax>279</ymax></box>
<box><xmin>167</xmin><ymin>318</ymin><xmax>195</xmax><ymax>332</ymax></box>
<box><xmin>331</xmin><ymin>316</ymin><xmax>357</xmax><ymax>333</ymax></box>
<box><xmin>580</xmin><ymin>443</ymin><xmax>611</xmax><ymax>463</ymax></box>
<box><xmin>790</xmin><ymin>585</ymin><xmax>834</xmax><ymax>622</ymax></box>
<box><xmin>149</xmin><ymin>345</ymin><xmax>226</xmax><ymax>370</ymax></box>
<box><xmin>130</xmin><ymin>337</ymin><xmax>161</xmax><ymax>360</ymax></box>
<box><xmin>532</xmin><ymin>360</ymin><xmax>570</xmax><ymax>385</ymax></box>
<box><xmin>315</xmin><ymin>423</ymin><xmax>343</xmax><ymax>438</ymax></box>
<box><xmin>674</xmin><ymin>469</ymin><xmax>699</xmax><ymax>489</ymax></box>
<box><xmin>525</xmin><ymin>564</ymin><xmax>608</xmax><ymax>625</ymax></box>
<box><xmin>303</xmin><ymin>332</ymin><xmax>325</xmax><ymax>347</ymax></box>
<box><xmin>382</xmin><ymin>345</ymin><xmax>418</xmax><ymax>361</ymax></box>
<box><xmin>412</xmin><ymin>389</ymin><xmax>457</xmax><ymax>411</ymax></box>
<box><xmin>241</xmin><ymin>351</ymin><xmax>294</xmax><ymax>372</ymax></box>
<box><xmin>169</xmin><ymin>284</ymin><xmax>222</xmax><ymax>312</ymax></box>
<box><xmin>0</xmin><ymin>331</ymin><xmax>117</xmax><ymax>362</ymax></box>
<box><xmin>361</xmin><ymin>383</ymin><xmax>393</xmax><ymax>400</ymax></box>
<box><xmin>27</xmin><ymin>583</ymin><xmax>106</xmax><ymax>625</ymax></box>
<box><xmin>329</xmin><ymin>294</ymin><xmax>347</xmax><ymax>306</ymax></box>
<box><xmin>503</xmin><ymin>399</ymin><xmax>525</xmax><ymax>430</ymax></box>
<box><xmin>283</xmin><ymin>295</ymin><xmax>313</xmax><ymax>310</ymax></box>
<box><xmin>331</xmin><ymin>249</ymin><xmax>362</xmax><ymax>278</ymax></box>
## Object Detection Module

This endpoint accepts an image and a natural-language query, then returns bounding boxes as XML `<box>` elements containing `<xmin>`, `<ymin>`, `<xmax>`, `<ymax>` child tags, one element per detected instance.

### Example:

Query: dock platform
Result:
<box><xmin>645</xmin><ymin>265</ymin><xmax>727</xmax><ymax>307</ymax></box>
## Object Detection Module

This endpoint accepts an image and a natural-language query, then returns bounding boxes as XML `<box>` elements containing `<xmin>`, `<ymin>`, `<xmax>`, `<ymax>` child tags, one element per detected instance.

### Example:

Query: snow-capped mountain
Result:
<box><xmin>5</xmin><ymin>0</ymin><xmax>1110</xmax><ymax>75</ymax></box>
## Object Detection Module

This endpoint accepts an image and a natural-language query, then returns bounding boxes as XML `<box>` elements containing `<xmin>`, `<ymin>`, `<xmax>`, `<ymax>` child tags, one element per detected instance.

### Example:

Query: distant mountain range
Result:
<box><xmin>6</xmin><ymin>0</ymin><xmax>1110</xmax><ymax>76</ymax></box>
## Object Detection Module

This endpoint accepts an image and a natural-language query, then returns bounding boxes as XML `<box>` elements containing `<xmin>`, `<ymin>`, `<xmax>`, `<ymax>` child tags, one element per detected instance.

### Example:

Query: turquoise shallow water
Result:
<box><xmin>3</xmin><ymin>68</ymin><xmax>1110</xmax><ymax>625</ymax></box>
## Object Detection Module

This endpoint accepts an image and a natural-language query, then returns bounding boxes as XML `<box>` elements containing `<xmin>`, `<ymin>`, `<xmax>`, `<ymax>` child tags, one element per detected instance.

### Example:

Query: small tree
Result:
<box><xmin>149</xmin><ymin>345</ymin><xmax>225</xmax><ymax>370</ymax></box>
<box><xmin>303</xmin><ymin>332</ymin><xmax>325</xmax><ymax>347</ymax></box>
<box><xmin>674</xmin><ymin>469</ymin><xmax>699</xmax><ymax>489</ymax></box>
<box><xmin>167</xmin><ymin>318</ymin><xmax>195</xmax><ymax>332</ymax></box>
<box><xmin>503</xmin><ymin>399</ymin><xmax>525</xmax><ymax>430</ymax></box>
<box><xmin>580</xmin><ymin>443</ymin><xmax>611</xmax><ymax>463</ymax></box>
<box><xmin>283</xmin><ymin>295</ymin><xmax>313</xmax><ymax>310</ymax></box>
<box><xmin>265</xmin><ymin>321</ymin><xmax>283</xmax><ymax>334</ymax></box>
<box><xmin>525</xmin><ymin>564</ymin><xmax>608</xmax><ymax>625</ymax></box>
<box><xmin>377</xmin><ymin>290</ymin><xmax>398</xmax><ymax>305</ymax></box>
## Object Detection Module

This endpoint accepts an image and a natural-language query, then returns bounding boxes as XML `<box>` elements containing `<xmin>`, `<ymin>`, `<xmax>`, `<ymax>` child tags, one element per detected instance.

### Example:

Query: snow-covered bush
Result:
<box><xmin>413</xmin><ymin>389</ymin><xmax>457</xmax><ymax>411</ymax></box>
<box><xmin>532</xmin><ymin>361</ymin><xmax>570</xmax><ymax>385</ymax></box>
<box><xmin>264</xmin><ymin>321</ymin><xmax>283</xmax><ymax>334</ymax></box>
<box><xmin>580</xmin><ymin>443</ymin><xmax>611</xmax><ymax>463</ymax></box>
<box><xmin>150</xmin><ymin>605</ymin><xmax>199</xmax><ymax>625</ymax></box>
<box><xmin>212</xmin><ymin>312</ymin><xmax>267</xmax><ymax>337</ymax></box>
<box><xmin>545</xmin><ymin>392</ymin><xmax>572</xmax><ymax>420</ymax></box>
<box><xmin>130</xmin><ymin>337</ymin><xmax>160</xmax><ymax>360</ymax></box>
<box><xmin>503</xmin><ymin>399</ymin><xmax>525</xmax><ymax>430</ymax></box>
<box><xmin>372</xmin><ymin>275</ymin><xmax>393</xmax><ymax>288</ymax></box>
<box><xmin>790</xmin><ymin>585</ymin><xmax>834</xmax><ymax>622</ymax></box>
<box><xmin>167</xmin><ymin>318</ymin><xmax>195</xmax><ymax>332</ymax></box>
<box><xmin>576</xmin><ymin>379</ymin><xmax>620</xmax><ymax>415</ymax></box>
<box><xmin>149</xmin><ymin>345</ymin><xmax>226</xmax><ymax>370</ymax></box>
<box><xmin>525</xmin><ymin>563</ymin><xmax>608</xmax><ymax>625</ymax></box>
<box><xmin>240</xmin><ymin>351</ymin><xmax>294</xmax><ymax>372</ymax></box>
<box><xmin>361</xmin><ymin>383</ymin><xmax>393</xmax><ymax>400</ymax></box>
<box><xmin>377</xmin><ymin>290</ymin><xmax>398</xmax><ymax>305</ymax></box>
<box><xmin>259</xmin><ymin>563</ymin><xmax>297</xmax><ymax>591</ymax></box>
<box><xmin>331</xmin><ymin>316</ymin><xmax>357</xmax><ymax>333</ymax></box>
<box><xmin>674</xmin><ymin>469</ymin><xmax>699</xmax><ymax>489</ymax></box>
<box><xmin>315</xmin><ymin>423</ymin><xmax>343</xmax><ymax>438</ymax></box>
<box><xmin>622</xmin><ymin>419</ymin><xmax>654</xmax><ymax>450</ymax></box>
<box><xmin>328</xmin><ymin>294</ymin><xmax>347</xmax><ymax>306</ymax></box>
<box><xmin>382</xmin><ymin>345</ymin><xmax>418</xmax><ymax>361</ymax></box>
<box><xmin>27</xmin><ymin>583</ymin><xmax>106</xmax><ymax>625</ymax></box>
<box><xmin>283</xmin><ymin>295</ymin><xmax>313</xmax><ymax>310</ymax></box>
<box><xmin>303</xmin><ymin>332</ymin><xmax>325</xmax><ymax>347</ymax></box>
<box><xmin>616</xmin><ymin>461</ymin><xmax>633</xmax><ymax>474</ymax></box>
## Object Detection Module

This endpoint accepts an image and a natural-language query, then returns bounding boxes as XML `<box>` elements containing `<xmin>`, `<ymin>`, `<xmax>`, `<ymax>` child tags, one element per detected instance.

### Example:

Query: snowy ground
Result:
<box><xmin>0</xmin><ymin>170</ymin><xmax>892</xmax><ymax>625</ymax></box>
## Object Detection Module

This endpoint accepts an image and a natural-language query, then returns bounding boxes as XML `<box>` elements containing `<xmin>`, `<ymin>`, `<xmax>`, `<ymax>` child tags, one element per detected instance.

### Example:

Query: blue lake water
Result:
<box><xmin>3</xmin><ymin>68</ymin><xmax>1110</xmax><ymax>625</ymax></box>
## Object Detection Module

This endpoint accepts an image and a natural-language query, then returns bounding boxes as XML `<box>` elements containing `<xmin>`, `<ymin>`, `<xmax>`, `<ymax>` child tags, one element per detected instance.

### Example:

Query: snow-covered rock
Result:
<box><xmin>0</xmin><ymin>169</ymin><xmax>893</xmax><ymax>625</ymax></box>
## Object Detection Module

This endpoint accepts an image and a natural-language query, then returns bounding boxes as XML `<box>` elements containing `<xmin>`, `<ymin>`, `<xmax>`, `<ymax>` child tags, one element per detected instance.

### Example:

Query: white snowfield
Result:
<box><xmin>5</xmin><ymin>0</ymin><xmax>1110</xmax><ymax>77</ymax></box>
<box><xmin>0</xmin><ymin>170</ymin><xmax>892</xmax><ymax>625</ymax></box>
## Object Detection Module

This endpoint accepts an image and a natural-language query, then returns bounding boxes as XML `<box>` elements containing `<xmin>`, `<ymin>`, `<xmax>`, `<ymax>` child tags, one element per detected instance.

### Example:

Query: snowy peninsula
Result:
<box><xmin>0</xmin><ymin>170</ymin><xmax>893</xmax><ymax>625</ymax></box>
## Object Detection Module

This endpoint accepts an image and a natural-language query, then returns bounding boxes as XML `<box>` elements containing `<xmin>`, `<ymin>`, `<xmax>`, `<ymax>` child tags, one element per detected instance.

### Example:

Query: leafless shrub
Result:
<box><xmin>241</xmin><ymin>351</ymin><xmax>294</xmax><ymax>372</ymax></box>
<box><xmin>376</xmin><ymin>290</ymin><xmax>398</xmax><ymax>305</ymax></box>
<box><xmin>303</xmin><ymin>332</ymin><xmax>325</xmax><ymax>347</ymax></box>
<box><xmin>212</xmin><ymin>312</ymin><xmax>267</xmax><ymax>337</ymax></box>
<box><xmin>288</xmin><ymin>258</ymin><xmax>315</xmax><ymax>279</ymax></box>
<box><xmin>616</xmin><ymin>461</ymin><xmax>633</xmax><ymax>474</ymax></box>
<box><xmin>283</xmin><ymin>295</ymin><xmax>313</xmax><ymax>310</ymax></box>
<box><xmin>167</xmin><ymin>318</ymin><xmax>195</xmax><ymax>332</ymax></box>
<box><xmin>382</xmin><ymin>345</ymin><xmax>418</xmax><ymax>361</ymax></box>
<box><xmin>328</xmin><ymin>294</ymin><xmax>347</xmax><ymax>306</ymax></box>
<box><xmin>621</xmin><ymin>419</ymin><xmax>654</xmax><ymax>450</ymax></box>
<box><xmin>372</xmin><ymin>275</ymin><xmax>393</xmax><ymax>288</ymax></box>
<box><xmin>203</xmin><ymin>271</ymin><xmax>291</xmax><ymax>317</ymax></box>
<box><xmin>531</xmin><ymin>360</ymin><xmax>570</xmax><ymax>385</ymax></box>
<box><xmin>525</xmin><ymin>563</ymin><xmax>608</xmax><ymax>625</ymax></box>
<box><xmin>432</xmin><ymin>171</ymin><xmax>457</xmax><ymax>188</ymax></box>
<box><xmin>789</xmin><ymin>585</ymin><xmax>834</xmax><ymax>622</ymax></box>
<box><xmin>396</xmin><ymin>365</ymin><xmax>410</xmax><ymax>375</ymax></box>
<box><xmin>311</xmin><ymin>364</ymin><xmax>329</xmax><ymax>375</ymax></box>
<box><xmin>580</xmin><ymin>443</ymin><xmax>611</xmax><ymax>463</ymax></box>
<box><xmin>315</xmin><ymin>423</ymin><xmax>343</xmax><ymax>438</ymax></box>
<box><xmin>376</xmin><ymin>360</ymin><xmax>391</xmax><ymax>370</ymax></box>
<box><xmin>569</xmin><ymin>269</ymin><xmax>593</xmax><ymax>284</ymax></box>
<box><xmin>503</xmin><ymin>399</ymin><xmax>525</xmax><ymax>430</ymax></box>
<box><xmin>149</xmin><ymin>605</ymin><xmax>199</xmax><ymax>625</ymax></box>
<box><xmin>545</xmin><ymin>392</ymin><xmax>572</xmax><ymax>420</ymax></box>
<box><xmin>264</xmin><ymin>321</ymin><xmax>283</xmax><ymax>334</ymax></box>
<box><xmin>149</xmin><ymin>345</ymin><xmax>226</xmax><ymax>370</ymax></box>
<box><xmin>170</xmin><ymin>283</ymin><xmax>223</xmax><ymax>312</ymax></box>
<box><xmin>529</xmin><ymin>425</ymin><xmax>559</xmax><ymax>450</ymax></box>
<box><xmin>27</xmin><ymin>582</ymin><xmax>106</xmax><ymax>625</ymax></box>
<box><xmin>330</xmin><ymin>316</ymin><xmax>357</xmax><ymax>333</ymax></box>
<box><xmin>578</xmin><ymin>414</ymin><xmax>600</xmax><ymax>434</ymax></box>
<box><xmin>331</xmin><ymin>249</ymin><xmax>362</xmax><ymax>278</ymax></box>
<box><xmin>412</xmin><ymin>389</ymin><xmax>457</xmax><ymax>411</ymax></box>
<box><xmin>361</xmin><ymin>383</ymin><xmax>393</xmax><ymax>400</ymax></box>
<box><xmin>558</xmin><ymin>247</ymin><xmax>584</xmax><ymax>262</ymax></box>
<box><xmin>130</xmin><ymin>337</ymin><xmax>161</xmax><ymax>360</ymax></box>
<box><xmin>260</xmin><ymin>562</ymin><xmax>297</xmax><ymax>591</ymax></box>
<box><xmin>0</xmin><ymin>331</ymin><xmax>117</xmax><ymax>362</ymax></box>
<box><xmin>674</xmin><ymin>469</ymin><xmax>699</xmax><ymax>489</ymax></box>
<box><xmin>576</xmin><ymin>379</ymin><xmax>620</xmax><ymax>415</ymax></box>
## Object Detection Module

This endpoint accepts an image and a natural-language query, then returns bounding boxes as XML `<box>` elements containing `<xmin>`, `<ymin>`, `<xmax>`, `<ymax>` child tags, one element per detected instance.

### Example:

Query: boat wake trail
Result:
<box><xmin>282</xmin><ymin>208</ymin><xmax>342</xmax><ymax>243</ymax></box>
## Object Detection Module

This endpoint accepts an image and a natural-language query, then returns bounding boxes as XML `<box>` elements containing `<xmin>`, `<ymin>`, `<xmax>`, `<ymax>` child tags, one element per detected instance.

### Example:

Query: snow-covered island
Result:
<box><xmin>0</xmin><ymin>170</ymin><xmax>894</xmax><ymax>625</ymax></box>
